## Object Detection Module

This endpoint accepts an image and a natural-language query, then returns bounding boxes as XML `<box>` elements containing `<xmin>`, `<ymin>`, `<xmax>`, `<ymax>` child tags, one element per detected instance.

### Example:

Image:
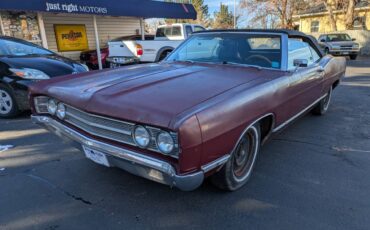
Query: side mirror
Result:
<box><xmin>293</xmin><ymin>59</ymin><xmax>308</xmax><ymax>68</ymax></box>
<box><xmin>352</xmin><ymin>38</ymin><xmax>356</xmax><ymax>41</ymax></box>
<box><xmin>320</xmin><ymin>39</ymin><xmax>326</xmax><ymax>42</ymax></box>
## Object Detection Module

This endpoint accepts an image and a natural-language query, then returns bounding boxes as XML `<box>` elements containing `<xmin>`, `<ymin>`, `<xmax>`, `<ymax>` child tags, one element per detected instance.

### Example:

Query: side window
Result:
<box><xmin>309</xmin><ymin>46</ymin><xmax>320</xmax><ymax>63</ymax></box>
<box><xmin>172</xmin><ymin>26</ymin><xmax>182</xmax><ymax>36</ymax></box>
<box><xmin>185</xmin><ymin>26</ymin><xmax>193</xmax><ymax>37</ymax></box>
<box><xmin>288</xmin><ymin>39</ymin><xmax>315</xmax><ymax>70</ymax></box>
<box><xmin>194</xmin><ymin>26</ymin><xmax>205</xmax><ymax>32</ymax></box>
<box><xmin>318</xmin><ymin>36</ymin><xmax>325</xmax><ymax>42</ymax></box>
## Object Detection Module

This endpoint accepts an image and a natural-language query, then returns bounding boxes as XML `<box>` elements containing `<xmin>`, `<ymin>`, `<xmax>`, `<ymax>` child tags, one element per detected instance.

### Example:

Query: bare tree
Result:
<box><xmin>345</xmin><ymin>0</ymin><xmax>356</xmax><ymax>29</ymax></box>
<box><xmin>240</xmin><ymin>0</ymin><xmax>308</xmax><ymax>29</ymax></box>
<box><xmin>318</xmin><ymin>0</ymin><xmax>358</xmax><ymax>31</ymax></box>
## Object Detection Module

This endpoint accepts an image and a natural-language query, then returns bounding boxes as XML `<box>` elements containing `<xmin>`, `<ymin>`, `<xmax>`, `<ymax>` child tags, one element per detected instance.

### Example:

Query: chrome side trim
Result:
<box><xmin>31</xmin><ymin>115</ymin><xmax>202</xmax><ymax>191</ymax></box>
<box><xmin>272</xmin><ymin>94</ymin><xmax>327</xmax><ymax>133</ymax></box>
<box><xmin>201</xmin><ymin>155</ymin><xmax>230</xmax><ymax>173</ymax></box>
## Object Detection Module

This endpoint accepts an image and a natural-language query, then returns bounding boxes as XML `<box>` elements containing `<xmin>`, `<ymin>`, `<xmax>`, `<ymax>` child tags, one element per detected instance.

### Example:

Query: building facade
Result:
<box><xmin>0</xmin><ymin>0</ymin><xmax>196</xmax><ymax>67</ymax></box>
<box><xmin>295</xmin><ymin>1</ymin><xmax>370</xmax><ymax>33</ymax></box>
<box><xmin>0</xmin><ymin>11</ymin><xmax>141</xmax><ymax>61</ymax></box>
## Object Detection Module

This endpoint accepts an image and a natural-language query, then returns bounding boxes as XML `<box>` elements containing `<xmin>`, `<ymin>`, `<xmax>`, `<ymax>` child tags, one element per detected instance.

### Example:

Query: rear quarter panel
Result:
<box><xmin>321</xmin><ymin>55</ymin><xmax>346</xmax><ymax>92</ymax></box>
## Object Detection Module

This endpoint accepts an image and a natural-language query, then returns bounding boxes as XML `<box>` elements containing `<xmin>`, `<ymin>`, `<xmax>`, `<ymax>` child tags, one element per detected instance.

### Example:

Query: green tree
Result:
<box><xmin>212</xmin><ymin>3</ymin><xmax>234</xmax><ymax>29</ymax></box>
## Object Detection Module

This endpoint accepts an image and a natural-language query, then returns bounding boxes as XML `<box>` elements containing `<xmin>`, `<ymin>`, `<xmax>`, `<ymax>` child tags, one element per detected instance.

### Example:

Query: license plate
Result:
<box><xmin>83</xmin><ymin>145</ymin><xmax>110</xmax><ymax>167</ymax></box>
<box><xmin>110</xmin><ymin>63</ymin><xmax>120</xmax><ymax>68</ymax></box>
<box><xmin>342</xmin><ymin>52</ymin><xmax>349</xmax><ymax>55</ymax></box>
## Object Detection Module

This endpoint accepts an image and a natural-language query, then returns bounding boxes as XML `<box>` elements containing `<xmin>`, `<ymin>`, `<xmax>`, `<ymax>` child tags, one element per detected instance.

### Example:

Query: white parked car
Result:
<box><xmin>107</xmin><ymin>23</ymin><xmax>206</xmax><ymax>66</ymax></box>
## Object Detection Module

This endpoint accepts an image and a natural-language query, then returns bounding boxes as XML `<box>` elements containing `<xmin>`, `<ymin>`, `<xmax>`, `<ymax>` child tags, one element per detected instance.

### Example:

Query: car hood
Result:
<box><xmin>1</xmin><ymin>55</ymin><xmax>83</xmax><ymax>77</ymax></box>
<box><xmin>30</xmin><ymin>62</ymin><xmax>283</xmax><ymax>128</ymax></box>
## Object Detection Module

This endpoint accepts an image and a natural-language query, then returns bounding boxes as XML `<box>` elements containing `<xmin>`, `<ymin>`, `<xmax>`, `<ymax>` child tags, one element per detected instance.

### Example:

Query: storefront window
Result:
<box><xmin>0</xmin><ymin>11</ymin><xmax>42</xmax><ymax>45</ymax></box>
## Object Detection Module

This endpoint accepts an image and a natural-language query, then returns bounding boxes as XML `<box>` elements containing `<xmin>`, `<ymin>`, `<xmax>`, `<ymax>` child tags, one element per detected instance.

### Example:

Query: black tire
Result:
<box><xmin>349</xmin><ymin>55</ymin><xmax>357</xmax><ymax>60</ymax></box>
<box><xmin>312</xmin><ymin>86</ymin><xmax>332</xmax><ymax>115</ymax></box>
<box><xmin>0</xmin><ymin>84</ymin><xmax>20</xmax><ymax>118</ymax></box>
<box><xmin>158</xmin><ymin>50</ymin><xmax>171</xmax><ymax>62</ymax></box>
<box><xmin>211</xmin><ymin>124</ymin><xmax>261</xmax><ymax>191</ymax></box>
<box><xmin>324</xmin><ymin>48</ymin><xmax>330</xmax><ymax>55</ymax></box>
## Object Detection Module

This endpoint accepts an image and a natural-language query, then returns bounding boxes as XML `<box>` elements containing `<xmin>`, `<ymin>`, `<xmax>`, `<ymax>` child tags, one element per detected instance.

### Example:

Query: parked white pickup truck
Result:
<box><xmin>107</xmin><ymin>23</ymin><xmax>206</xmax><ymax>66</ymax></box>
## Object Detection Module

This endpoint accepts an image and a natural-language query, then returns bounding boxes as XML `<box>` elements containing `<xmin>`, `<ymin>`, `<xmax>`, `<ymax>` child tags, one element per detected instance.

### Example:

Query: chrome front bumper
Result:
<box><xmin>329</xmin><ymin>49</ymin><xmax>359</xmax><ymax>55</ymax></box>
<box><xmin>31</xmin><ymin>115</ymin><xmax>205</xmax><ymax>191</ymax></box>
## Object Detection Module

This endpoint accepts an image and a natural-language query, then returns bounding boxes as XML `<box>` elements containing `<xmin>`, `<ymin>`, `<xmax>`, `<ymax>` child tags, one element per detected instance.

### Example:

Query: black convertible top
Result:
<box><xmin>193</xmin><ymin>29</ymin><xmax>324</xmax><ymax>56</ymax></box>
<box><xmin>194</xmin><ymin>29</ymin><xmax>307</xmax><ymax>37</ymax></box>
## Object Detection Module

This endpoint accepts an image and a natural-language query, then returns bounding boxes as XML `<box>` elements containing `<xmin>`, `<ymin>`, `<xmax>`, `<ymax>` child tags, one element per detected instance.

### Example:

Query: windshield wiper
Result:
<box><xmin>222</xmin><ymin>61</ymin><xmax>262</xmax><ymax>70</ymax></box>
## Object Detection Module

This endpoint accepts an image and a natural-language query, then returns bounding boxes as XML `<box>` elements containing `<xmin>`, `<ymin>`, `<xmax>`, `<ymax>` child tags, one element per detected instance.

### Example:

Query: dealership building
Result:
<box><xmin>0</xmin><ymin>0</ymin><xmax>196</xmax><ymax>68</ymax></box>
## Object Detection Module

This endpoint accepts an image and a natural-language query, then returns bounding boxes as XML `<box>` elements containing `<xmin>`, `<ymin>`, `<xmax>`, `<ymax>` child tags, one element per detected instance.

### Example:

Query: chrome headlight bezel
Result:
<box><xmin>47</xmin><ymin>99</ymin><xmax>58</xmax><ymax>115</ymax></box>
<box><xmin>156</xmin><ymin>131</ymin><xmax>175</xmax><ymax>154</ymax></box>
<box><xmin>56</xmin><ymin>103</ymin><xmax>66</xmax><ymax>120</ymax></box>
<box><xmin>133</xmin><ymin>125</ymin><xmax>151</xmax><ymax>148</ymax></box>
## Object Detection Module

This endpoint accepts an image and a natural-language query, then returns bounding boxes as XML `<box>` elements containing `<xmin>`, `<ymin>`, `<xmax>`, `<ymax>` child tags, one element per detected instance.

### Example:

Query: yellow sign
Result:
<box><xmin>54</xmin><ymin>24</ymin><xmax>89</xmax><ymax>52</ymax></box>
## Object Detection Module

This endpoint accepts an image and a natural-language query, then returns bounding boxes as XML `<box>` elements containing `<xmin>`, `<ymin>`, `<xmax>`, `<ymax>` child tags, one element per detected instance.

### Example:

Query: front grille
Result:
<box><xmin>340</xmin><ymin>45</ymin><xmax>353</xmax><ymax>50</ymax></box>
<box><xmin>64</xmin><ymin>105</ymin><xmax>179</xmax><ymax>157</ymax></box>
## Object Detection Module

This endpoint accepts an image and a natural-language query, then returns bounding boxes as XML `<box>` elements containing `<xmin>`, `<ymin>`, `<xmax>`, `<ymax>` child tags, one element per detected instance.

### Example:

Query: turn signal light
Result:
<box><xmin>136</xmin><ymin>44</ymin><xmax>143</xmax><ymax>56</ymax></box>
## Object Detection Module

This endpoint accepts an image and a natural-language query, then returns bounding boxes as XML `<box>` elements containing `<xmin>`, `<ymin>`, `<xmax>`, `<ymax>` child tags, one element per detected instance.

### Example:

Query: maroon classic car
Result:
<box><xmin>29</xmin><ymin>30</ymin><xmax>346</xmax><ymax>191</ymax></box>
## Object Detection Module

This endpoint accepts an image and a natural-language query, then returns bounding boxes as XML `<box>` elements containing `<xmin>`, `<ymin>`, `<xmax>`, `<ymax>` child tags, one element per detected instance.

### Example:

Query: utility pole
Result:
<box><xmin>233</xmin><ymin>0</ymin><xmax>236</xmax><ymax>29</ymax></box>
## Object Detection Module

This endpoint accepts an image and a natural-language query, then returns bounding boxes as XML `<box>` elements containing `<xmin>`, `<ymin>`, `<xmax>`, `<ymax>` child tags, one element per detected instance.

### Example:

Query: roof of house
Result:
<box><xmin>298</xmin><ymin>1</ymin><xmax>369</xmax><ymax>15</ymax></box>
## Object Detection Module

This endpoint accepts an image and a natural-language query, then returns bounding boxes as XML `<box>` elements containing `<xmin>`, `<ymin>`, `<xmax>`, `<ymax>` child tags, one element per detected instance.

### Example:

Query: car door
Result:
<box><xmin>282</xmin><ymin>38</ymin><xmax>324</xmax><ymax>120</ymax></box>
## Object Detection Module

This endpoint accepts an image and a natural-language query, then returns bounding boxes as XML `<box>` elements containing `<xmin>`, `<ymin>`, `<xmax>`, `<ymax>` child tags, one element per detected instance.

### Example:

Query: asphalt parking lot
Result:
<box><xmin>1</xmin><ymin>58</ymin><xmax>370</xmax><ymax>230</ymax></box>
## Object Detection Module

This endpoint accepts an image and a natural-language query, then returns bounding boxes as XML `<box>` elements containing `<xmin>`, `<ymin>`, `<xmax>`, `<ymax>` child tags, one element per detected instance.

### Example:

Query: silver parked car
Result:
<box><xmin>318</xmin><ymin>33</ymin><xmax>359</xmax><ymax>60</ymax></box>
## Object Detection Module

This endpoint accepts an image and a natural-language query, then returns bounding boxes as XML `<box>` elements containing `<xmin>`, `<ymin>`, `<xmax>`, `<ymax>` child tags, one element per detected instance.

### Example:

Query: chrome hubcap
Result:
<box><xmin>323</xmin><ymin>87</ymin><xmax>332</xmax><ymax>111</ymax></box>
<box><xmin>0</xmin><ymin>90</ymin><xmax>13</xmax><ymax>114</ymax></box>
<box><xmin>232</xmin><ymin>126</ymin><xmax>259</xmax><ymax>182</ymax></box>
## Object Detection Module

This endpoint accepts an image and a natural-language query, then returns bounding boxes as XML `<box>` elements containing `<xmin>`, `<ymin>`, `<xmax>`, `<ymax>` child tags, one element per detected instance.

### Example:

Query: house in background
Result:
<box><xmin>295</xmin><ymin>1</ymin><xmax>370</xmax><ymax>33</ymax></box>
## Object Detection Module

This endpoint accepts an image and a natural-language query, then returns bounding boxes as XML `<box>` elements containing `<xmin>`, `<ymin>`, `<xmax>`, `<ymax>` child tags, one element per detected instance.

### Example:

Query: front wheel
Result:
<box><xmin>0</xmin><ymin>85</ymin><xmax>20</xmax><ymax>118</ymax></box>
<box><xmin>312</xmin><ymin>86</ymin><xmax>332</xmax><ymax>115</ymax></box>
<box><xmin>349</xmin><ymin>55</ymin><xmax>357</xmax><ymax>60</ymax></box>
<box><xmin>211</xmin><ymin>124</ymin><xmax>261</xmax><ymax>191</ymax></box>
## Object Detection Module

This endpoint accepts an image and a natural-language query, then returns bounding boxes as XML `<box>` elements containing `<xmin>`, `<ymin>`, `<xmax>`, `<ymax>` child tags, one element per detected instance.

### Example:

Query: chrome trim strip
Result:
<box><xmin>31</xmin><ymin>115</ymin><xmax>202</xmax><ymax>191</ymax></box>
<box><xmin>201</xmin><ymin>155</ymin><xmax>230</xmax><ymax>173</ymax></box>
<box><xmin>272</xmin><ymin>94</ymin><xmax>327</xmax><ymax>133</ymax></box>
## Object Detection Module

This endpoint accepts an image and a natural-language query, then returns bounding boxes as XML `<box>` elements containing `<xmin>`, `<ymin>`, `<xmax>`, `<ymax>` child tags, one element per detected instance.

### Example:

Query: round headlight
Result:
<box><xmin>47</xmin><ymin>99</ymin><xmax>57</xmax><ymax>115</ymax></box>
<box><xmin>134</xmin><ymin>126</ymin><xmax>150</xmax><ymax>148</ymax></box>
<box><xmin>56</xmin><ymin>103</ymin><xmax>66</xmax><ymax>120</ymax></box>
<box><xmin>157</xmin><ymin>132</ymin><xmax>174</xmax><ymax>154</ymax></box>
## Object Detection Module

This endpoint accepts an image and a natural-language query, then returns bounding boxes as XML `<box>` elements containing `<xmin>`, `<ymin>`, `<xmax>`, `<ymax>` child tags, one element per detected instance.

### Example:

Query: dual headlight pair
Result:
<box><xmin>47</xmin><ymin>99</ymin><xmax>66</xmax><ymax>120</ymax></box>
<box><xmin>134</xmin><ymin>126</ymin><xmax>174</xmax><ymax>155</ymax></box>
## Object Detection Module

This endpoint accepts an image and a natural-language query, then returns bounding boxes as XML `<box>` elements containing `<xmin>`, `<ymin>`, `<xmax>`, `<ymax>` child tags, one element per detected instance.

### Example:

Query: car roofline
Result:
<box><xmin>192</xmin><ymin>29</ymin><xmax>307</xmax><ymax>37</ymax></box>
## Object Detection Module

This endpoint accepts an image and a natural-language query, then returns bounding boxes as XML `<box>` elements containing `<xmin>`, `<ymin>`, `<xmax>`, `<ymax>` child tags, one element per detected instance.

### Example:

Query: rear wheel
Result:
<box><xmin>158</xmin><ymin>50</ymin><xmax>172</xmax><ymax>62</ymax></box>
<box><xmin>0</xmin><ymin>84</ymin><xmax>20</xmax><ymax>118</ymax></box>
<box><xmin>349</xmin><ymin>54</ymin><xmax>357</xmax><ymax>60</ymax></box>
<box><xmin>211</xmin><ymin>124</ymin><xmax>261</xmax><ymax>191</ymax></box>
<box><xmin>312</xmin><ymin>86</ymin><xmax>332</xmax><ymax>115</ymax></box>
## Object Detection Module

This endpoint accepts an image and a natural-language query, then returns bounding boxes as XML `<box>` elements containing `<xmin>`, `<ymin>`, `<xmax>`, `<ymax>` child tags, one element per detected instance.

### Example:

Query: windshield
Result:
<box><xmin>327</xmin><ymin>34</ymin><xmax>352</xmax><ymax>42</ymax></box>
<box><xmin>166</xmin><ymin>33</ymin><xmax>282</xmax><ymax>69</ymax></box>
<box><xmin>0</xmin><ymin>39</ymin><xmax>53</xmax><ymax>56</ymax></box>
